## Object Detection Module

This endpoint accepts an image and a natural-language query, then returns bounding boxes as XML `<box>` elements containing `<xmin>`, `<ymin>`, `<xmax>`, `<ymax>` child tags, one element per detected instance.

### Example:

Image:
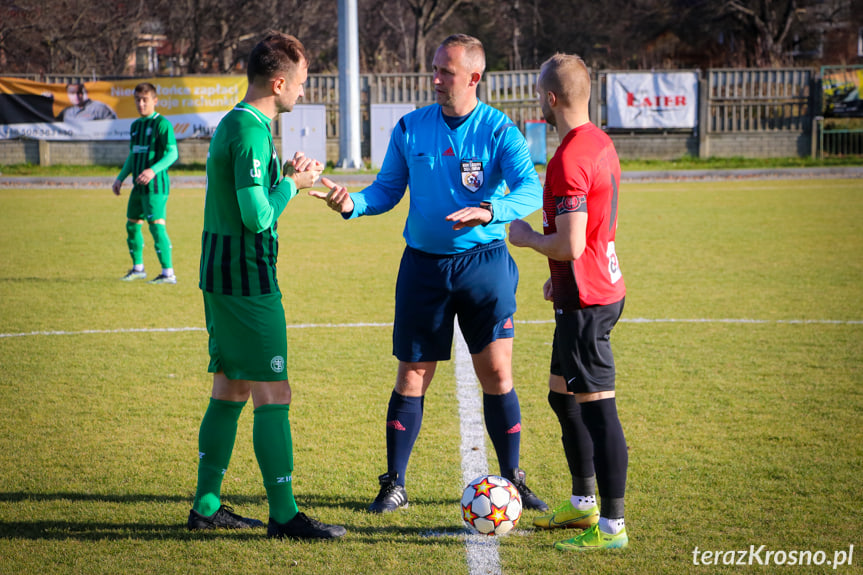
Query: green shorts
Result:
<box><xmin>127</xmin><ymin>190</ymin><xmax>169</xmax><ymax>222</ymax></box>
<box><xmin>203</xmin><ymin>291</ymin><xmax>288</xmax><ymax>382</ymax></box>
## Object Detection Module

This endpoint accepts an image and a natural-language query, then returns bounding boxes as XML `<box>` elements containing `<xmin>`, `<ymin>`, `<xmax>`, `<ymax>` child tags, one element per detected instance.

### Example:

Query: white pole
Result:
<box><xmin>338</xmin><ymin>0</ymin><xmax>363</xmax><ymax>169</ymax></box>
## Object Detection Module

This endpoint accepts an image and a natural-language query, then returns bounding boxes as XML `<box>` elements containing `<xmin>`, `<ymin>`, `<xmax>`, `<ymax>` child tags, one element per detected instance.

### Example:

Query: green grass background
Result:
<box><xmin>0</xmin><ymin>177</ymin><xmax>861</xmax><ymax>574</ymax></box>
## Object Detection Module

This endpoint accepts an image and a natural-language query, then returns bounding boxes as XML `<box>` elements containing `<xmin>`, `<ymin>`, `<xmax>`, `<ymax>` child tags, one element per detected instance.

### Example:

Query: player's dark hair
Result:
<box><xmin>134</xmin><ymin>83</ymin><xmax>157</xmax><ymax>97</ymax></box>
<box><xmin>247</xmin><ymin>32</ymin><xmax>307</xmax><ymax>84</ymax></box>
<box><xmin>440</xmin><ymin>34</ymin><xmax>486</xmax><ymax>76</ymax></box>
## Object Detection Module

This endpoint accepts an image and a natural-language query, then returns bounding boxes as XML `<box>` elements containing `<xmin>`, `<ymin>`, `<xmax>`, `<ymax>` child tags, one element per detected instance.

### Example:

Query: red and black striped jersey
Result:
<box><xmin>542</xmin><ymin>122</ymin><xmax>625</xmax><ymax>309</ymax></box>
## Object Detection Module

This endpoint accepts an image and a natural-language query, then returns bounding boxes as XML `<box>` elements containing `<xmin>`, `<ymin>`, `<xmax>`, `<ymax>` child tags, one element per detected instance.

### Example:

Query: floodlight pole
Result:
<box><xmin>338</xmin><ymin>0</ymin><xmax>363</xmax><ymax>169</ymax></box>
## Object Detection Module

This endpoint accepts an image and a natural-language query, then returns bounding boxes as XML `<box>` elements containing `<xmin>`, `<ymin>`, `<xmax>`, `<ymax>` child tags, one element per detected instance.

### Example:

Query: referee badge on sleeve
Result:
<box><xmin>460</xmin><ymin>160</ymin><xmax>484</xmax><ymax>193</ymax></box>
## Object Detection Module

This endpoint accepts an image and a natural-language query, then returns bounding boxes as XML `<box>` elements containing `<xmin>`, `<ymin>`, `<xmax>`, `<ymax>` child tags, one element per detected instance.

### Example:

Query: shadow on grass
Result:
<box><xmin>295</xmin><ymin>494</ymin><xmax>462</xmax><ymax>513</ymax></box>
<box><xmin>0</xmin><ymin>520</ymin><xmax>471</xmax><ymax>544</ymax></box>
<box><xmin>0</xmin><ymin>492</ymin><xmax>470</xmax><ymax>544</ymax></box>
<box><xmin>0</xmin><ymin>492</ymin><xmax>262</xmax><ymax>505</ymax></box>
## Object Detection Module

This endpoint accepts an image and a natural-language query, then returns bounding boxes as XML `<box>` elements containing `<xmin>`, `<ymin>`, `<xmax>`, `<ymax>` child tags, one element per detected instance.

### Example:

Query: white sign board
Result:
<box><xmin>606</xmin><ymin>72</ymin><xmax>699</xmax><ymax>129</ymax></box>
<box><xmin>370</xmin><ymin>104</ymin><xmax>415</xmax><ymax>169</ymax></box>
<box><xmin>280</xmin><ymin>104</ymin><xmax>327</xmax><ymax>167</ymax></box>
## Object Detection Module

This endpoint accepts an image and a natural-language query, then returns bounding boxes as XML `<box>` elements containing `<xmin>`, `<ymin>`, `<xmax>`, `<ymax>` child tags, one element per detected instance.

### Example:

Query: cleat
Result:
<box><xmin>187</xmin><ymin>505</ymin><xmax>265</xmax><ymax>530</ymax></box>
<box><xmin>367</xmin><ymin>471</ymin><xmax>408</xmax><ymax>513</ymax></box>
<box><xmin>267</xmin><ymin>512</ymin><xmax>346</xmax><ymax>540</ymax></box>
<box><xmin>534</xmin><ymin>500</ymin><xmax>599</xmax><ymax>530</ymax></box>
<box><xmin>503</xmin><ymin>468</ymin><xmax>548</xmax><ymax>511</ymax></box>
<box><xmin>554</xmin><ymin>523</ymin><xmax>628</xmax><ymax>551</ymax></box>
<box><xmin>121</xmin><ymin>269</ymin><xmax>147</xmax><ymax>281</ymax></box>
<box><xmin>149</xmin><ymin>273</ymin><xmax>177</xmax><ymax>284</ymax></box>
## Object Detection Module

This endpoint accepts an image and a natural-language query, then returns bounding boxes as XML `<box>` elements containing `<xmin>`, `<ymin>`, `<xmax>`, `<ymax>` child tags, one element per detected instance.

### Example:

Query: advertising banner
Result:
<box><xmin>606</xmin><ymin>72</ymin><xmax>699</xmax><ymax>129</ymax></box>
<box><xmin>822</xmin><ymin>66</ymin><xmax>863</xmax><ymax>118</ymax></box>
<box><xmin>0</xmin><ymin>76</ymin><xmax>248</xmax><ymax>140</ymax></box>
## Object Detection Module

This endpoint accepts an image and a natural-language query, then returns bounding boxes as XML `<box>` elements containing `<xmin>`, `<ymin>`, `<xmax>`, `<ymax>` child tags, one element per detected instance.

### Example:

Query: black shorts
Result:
<box><xmin>550</xmin><ymin>298</ymin><xmax>624</xmax><ymax>394</ymax></box>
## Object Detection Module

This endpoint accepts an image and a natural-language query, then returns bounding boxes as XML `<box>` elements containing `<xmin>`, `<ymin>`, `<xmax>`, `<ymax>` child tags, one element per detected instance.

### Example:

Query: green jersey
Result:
<box><xmin>200</xmin><ymin>102</ymin><xmax>298</xmax><ymax>296</ymax></box>
<box><xmin>125</xmin><ymin>112</ymin><xmax>177</xmax><ymax>194</ymax></box>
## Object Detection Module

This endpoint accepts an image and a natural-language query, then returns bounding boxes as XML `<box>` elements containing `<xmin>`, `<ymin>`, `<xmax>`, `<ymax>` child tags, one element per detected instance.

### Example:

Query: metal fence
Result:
<box><xmin>706</xmin><ymin>68</ymin><xmax>813</xmax><ymax>132</ymax></box>
<box><xmin>11</xmin><ymin>67</ymin><xmax>860</xmax><ymax>157</ymax></box>
<box><xmin>293</xmin><ymin>71</ymin><xmax>545</xmax><ymax>140</ymax></box>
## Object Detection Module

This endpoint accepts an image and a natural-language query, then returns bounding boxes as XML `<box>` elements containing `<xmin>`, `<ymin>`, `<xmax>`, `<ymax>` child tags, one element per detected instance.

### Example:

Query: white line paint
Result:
<box><xmin>454</xmin><ymin>324</ymin><xmax>502</xmax><ymax>575</ymax></box>
<box><xmin>2</xmin><ymin>317</ymin><xmax>860</xmax><ymax>339</ymax></box>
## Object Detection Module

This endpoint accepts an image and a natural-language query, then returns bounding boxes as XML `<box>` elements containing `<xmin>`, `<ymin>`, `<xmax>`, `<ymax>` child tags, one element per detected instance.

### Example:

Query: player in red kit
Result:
<box><xmin>508</xmin><ymin>53</ymin><xmax>629</xmax><ymax>551</ymax></box>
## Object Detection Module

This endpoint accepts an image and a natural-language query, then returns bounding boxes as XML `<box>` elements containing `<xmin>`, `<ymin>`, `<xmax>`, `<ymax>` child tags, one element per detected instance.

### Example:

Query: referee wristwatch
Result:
<box><xmin>479</xmin><ymin>201</ymin><xmax>494</xmax><ymax>226</ymax></box>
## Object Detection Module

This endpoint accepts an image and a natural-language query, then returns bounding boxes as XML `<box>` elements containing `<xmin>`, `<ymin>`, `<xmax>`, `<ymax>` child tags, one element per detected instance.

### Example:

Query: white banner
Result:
<box><xmin>607</xmin><ymin>72</ymin><xmax>699</xmax><ymax>129</ymax></box>
<box><xmin>0</xmin><ymin>111</ymin><xmax>231</xmax><ymax>141</ymax></box>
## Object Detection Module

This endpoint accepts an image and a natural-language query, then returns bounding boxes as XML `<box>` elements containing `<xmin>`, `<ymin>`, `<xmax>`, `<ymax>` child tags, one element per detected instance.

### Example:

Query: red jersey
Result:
<box><xmin>543</xmin><ymin>122</ymin><xmax>625</xmax><ymax>309</ymax></box>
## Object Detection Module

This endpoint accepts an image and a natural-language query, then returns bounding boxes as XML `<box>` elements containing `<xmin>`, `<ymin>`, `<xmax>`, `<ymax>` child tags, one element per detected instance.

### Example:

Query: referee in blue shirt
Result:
<box><xmin>311</xmin><ymin>34</ymin><xmax>548</xmax><ymax>514</ymax></box>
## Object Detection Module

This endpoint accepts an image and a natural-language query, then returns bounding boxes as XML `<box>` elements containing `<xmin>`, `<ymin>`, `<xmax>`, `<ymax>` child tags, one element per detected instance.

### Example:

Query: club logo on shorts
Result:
<box><xmin>270</xmin><ymin>355</ymin><xmax>285</xmax><ymax>373</ymax></box>
<box><xmin>460</xmin><ymin>160</ymin><xmax>484</xmax><ymax>192</ymax></box>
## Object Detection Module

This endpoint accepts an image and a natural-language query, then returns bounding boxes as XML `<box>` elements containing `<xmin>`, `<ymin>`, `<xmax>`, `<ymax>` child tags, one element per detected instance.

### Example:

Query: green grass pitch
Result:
<box><xmin>0</xmin><ymin>177</ymin><xmax>861</xmax><ymax>574</ymax></box>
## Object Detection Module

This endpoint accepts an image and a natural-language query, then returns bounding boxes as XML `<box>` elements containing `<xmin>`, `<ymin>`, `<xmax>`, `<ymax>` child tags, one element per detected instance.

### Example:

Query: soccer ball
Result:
<box><xmin>461</xmin><ymin>475</ymin><xmax>522</xmax><ymax>536</ymax></box>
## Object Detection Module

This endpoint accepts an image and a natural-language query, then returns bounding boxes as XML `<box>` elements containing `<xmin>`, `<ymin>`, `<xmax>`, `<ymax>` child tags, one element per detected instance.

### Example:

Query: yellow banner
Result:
<box><xmin>0</xmin><ymin>76</ymin><xmax>249</xmax><ymax>140</ymax></box>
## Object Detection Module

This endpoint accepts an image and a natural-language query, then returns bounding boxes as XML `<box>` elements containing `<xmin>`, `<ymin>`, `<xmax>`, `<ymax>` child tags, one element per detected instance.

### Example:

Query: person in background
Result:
<box><xmin>112</xmin><ymin>82</ymin><xmax>177</xmax><ymax>284</ymax></box>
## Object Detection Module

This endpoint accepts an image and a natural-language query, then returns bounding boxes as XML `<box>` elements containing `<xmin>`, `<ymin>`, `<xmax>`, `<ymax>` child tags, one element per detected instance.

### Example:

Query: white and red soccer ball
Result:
<box><xmin>461</xmin><ymin>475</ymin><xmax>522</xmax><ymax>536</ymax></box>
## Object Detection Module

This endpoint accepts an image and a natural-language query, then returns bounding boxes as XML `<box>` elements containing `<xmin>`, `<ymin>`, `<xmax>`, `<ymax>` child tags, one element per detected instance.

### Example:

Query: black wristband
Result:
<box><xmin>479</xmin><ymin>201</ymin><xmax>493</xmax><ymax>226</ymax></box>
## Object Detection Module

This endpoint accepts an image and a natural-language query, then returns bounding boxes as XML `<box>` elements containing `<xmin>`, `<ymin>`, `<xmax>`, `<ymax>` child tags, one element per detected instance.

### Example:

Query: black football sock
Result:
<box><xmin>548</xmin><ymin>390</ymin><xmax>596</xmax><ymax>496</ymax></box>
<box><xmin>580</xmin><ymin>397</ymin><xmax>627</xmax><ymax>520</ymax></box>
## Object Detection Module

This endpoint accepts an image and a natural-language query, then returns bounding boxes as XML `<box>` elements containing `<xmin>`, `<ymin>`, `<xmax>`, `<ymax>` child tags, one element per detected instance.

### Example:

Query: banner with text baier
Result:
<box><xmin>0</xmin><ymin>76</ymin><xmax>247</xmax><ymax>140</ymax></box>
<box><xmin>606</xmin><ymin>72</ymin><xmax>698</xmax><ymax>129</ymax></box>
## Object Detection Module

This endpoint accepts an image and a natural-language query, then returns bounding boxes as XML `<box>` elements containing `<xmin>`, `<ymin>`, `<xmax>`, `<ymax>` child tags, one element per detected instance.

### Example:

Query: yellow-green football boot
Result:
<box><xmin>554</xmin><ymin>523</ymin><xmax>628</xmax><ymax>551</ymax></box>
<box><xmin>533</xmin><ymin>500</ymin><xmax>599</xmax><ymax>530</ymax></box>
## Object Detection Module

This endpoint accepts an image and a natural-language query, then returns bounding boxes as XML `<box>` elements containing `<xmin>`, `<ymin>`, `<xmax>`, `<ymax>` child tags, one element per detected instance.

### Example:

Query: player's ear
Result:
<box><xmin>469</xmin><ymin>72</ymin><xmax>481</xmax><ymax>86</ymax></box>
<box><xmin>272</xmin><ymin>76</ymin><xmax>286</xmax><ymax>94</ymax></box>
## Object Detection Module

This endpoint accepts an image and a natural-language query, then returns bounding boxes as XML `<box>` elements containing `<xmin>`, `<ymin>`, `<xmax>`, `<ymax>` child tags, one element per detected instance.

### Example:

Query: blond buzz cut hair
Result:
<box><xmin>440</xmin><ymin>34</ymin><xmax>486</xmax><ymax>76</ymax></box>
<box><xmin>539</xmin><ymin>53</ymin><xmax>591</xmax><ymax>106</ymax></box>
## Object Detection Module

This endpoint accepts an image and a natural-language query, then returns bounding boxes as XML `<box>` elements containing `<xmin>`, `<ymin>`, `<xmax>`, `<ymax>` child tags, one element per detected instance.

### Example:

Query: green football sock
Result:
<box><xmin>192</xmin><ymin>398</ymin><xmax>246</xmax><ymax>516</ymax></box>
<box><xmin>126</xmin><ymin>221</ymin><xmax>144</xmax><ymax>266</ymax></box>
<box><xmin>253</xmin><ymin>403</ymin><xmax>298</xmax><ymax>524</ymax></box>
<box><xmin>148</xmin><ymin>222</ymin><xmax>173</xmax><ymax>269</ymax></box>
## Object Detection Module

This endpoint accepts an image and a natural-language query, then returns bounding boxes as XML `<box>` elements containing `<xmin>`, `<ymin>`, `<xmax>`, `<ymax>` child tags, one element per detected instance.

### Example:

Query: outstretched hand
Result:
<box><xmin>309</xmin><ymin>176</ymin><xmax>354</xmax><ymax>214</ymax></box>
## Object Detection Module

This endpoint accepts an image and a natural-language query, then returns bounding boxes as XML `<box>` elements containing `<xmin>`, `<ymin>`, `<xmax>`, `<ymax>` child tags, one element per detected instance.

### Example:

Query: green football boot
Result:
<box><xmin>534</xmin><ymin>500</ymin><xmax>599</xmax><ymax>530</ymax></box>
<box><xmin>554</xmin><ymin>523</ymin><xmax>628</xmax><ymax>551</ymax></box>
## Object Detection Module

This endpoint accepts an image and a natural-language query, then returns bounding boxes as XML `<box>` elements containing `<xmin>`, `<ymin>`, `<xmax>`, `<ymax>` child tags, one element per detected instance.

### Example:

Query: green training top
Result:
<box><xmin>117</xmin><ymin>112</ymin><xmax>178</xmax><ymax>194</ymax></box>
<box><xmin>199</xmin><ymin>102</ymin><xmax>298</xmax><ymax>296</ymax></box>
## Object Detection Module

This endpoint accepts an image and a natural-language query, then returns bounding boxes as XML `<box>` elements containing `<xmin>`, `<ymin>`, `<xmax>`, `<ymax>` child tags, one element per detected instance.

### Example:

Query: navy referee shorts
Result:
<box><xmin>393</xmin><ymin>239</ymin><xmax>518</xmax><ymax>362</ymax></box>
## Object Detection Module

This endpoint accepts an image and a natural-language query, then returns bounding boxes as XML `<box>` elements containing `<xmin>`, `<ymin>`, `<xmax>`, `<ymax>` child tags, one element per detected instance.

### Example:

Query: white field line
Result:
<box><xmin>1</xmin><ymin>317</ymin><xmax>861</xmax><ymax>339</ymax></box>
<box><xmin>454</xmin><ymin>324</ymin><xmax>501</xmax><ymax>575</ymax></box>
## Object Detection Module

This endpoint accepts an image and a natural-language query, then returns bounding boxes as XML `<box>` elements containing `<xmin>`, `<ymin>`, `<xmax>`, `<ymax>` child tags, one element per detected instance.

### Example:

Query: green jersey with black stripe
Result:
<box><xmin>200</xmin><ymin>102</ymin><xmax>297</xmax><ymax>296</ymax></box>
<box><xmin>128</xmin><ymin>112</ymin><xmax>176</xmax><ymax>194</ymax></box>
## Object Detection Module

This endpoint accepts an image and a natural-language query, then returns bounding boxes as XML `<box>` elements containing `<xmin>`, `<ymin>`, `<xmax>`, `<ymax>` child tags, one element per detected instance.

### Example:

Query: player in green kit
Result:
<box><xmin>112</xmin><ymin>83</ymin><xmax>178</xmax><ymax>284</ymax></box>
<box><xmin>188</xmin><ymin>32</ymin><xmax>346</xmax><ymax>540</ymax></box>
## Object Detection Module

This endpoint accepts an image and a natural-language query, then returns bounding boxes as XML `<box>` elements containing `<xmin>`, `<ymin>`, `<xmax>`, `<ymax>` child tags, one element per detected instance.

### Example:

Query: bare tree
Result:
<box><xmin>405</xmin><ymin>0</ymin><xmax>472</xmax><ymax>72</ymax></box>
<box><xmin>0</xmin><ymin>0</ymin><xmax>143</xmax><ymax>75</ymax></box>
<box><xmin>362</xmin><ymin>0</ymin><xmax>414</xmax><ymax>72</ymax></box>
<box><xmin>724</xmin><ymin>0</ymin><xmax>799</xmax><ymax>66</ymax></box>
